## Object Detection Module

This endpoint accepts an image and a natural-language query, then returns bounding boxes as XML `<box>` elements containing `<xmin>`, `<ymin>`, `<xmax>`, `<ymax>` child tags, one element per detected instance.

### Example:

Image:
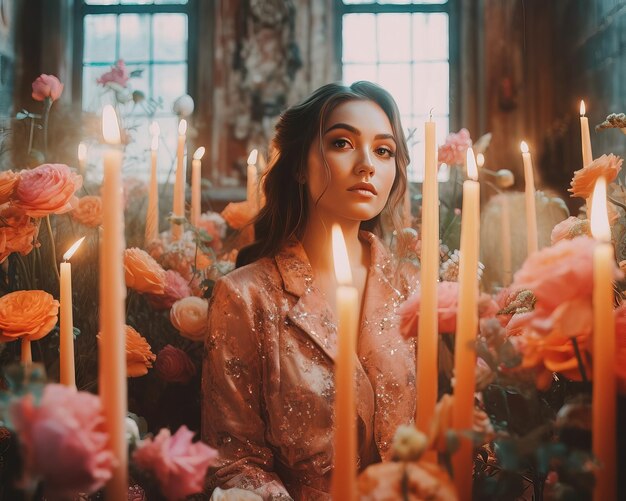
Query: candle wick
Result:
<box><xmin>429</xmin><ymin>108</ymin><xmax>434</xmax><ymax>121</ymax></box>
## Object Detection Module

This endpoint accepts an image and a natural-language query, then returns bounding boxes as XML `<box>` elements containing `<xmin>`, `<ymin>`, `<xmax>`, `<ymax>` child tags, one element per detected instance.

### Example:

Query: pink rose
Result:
<box><xmin>9</xmin><ymin>384</ymin><xmax>115</xmax><ymax>498</ymax></box>
<box><xmin>14</xmin><ymin>164</ymin><xmax>83</xmax><ymax>217</ymax></box>
<box><xmin>170</xmin><ymin>297</ymin><xmax>208</xmax><ymax>341</ymax></box>
<box><xmin>97</xmin><ymin>59</ymin><xmax>130</xmax><ymax>87</ymax></box>
<box><xmin>437</xmin><ymin>128</ymin><xmax>472</xmax><ymax>166</ymax></box>
<box><xmin>132</xmin><ymin>425</ymin><xmax>218</xmax><ymax>500</ymax></box>
<box><xmin>155</xmin><ymin>345</ymin><xmax>196</xmax><ymax>383</ymax></box>
<box><xmin>31</xmin><ymin>74</ymin><xmax>64</xmax><ymax>102</ymax></box>
<box><xmin>147</xmin><ymin>270</ymin><xmax>192</xmax><ymax>310</ymax></box>
<box><xmin>550</xmin><ymin>216</ymin><xmax>590</xmax><ymax>245</ymax></box>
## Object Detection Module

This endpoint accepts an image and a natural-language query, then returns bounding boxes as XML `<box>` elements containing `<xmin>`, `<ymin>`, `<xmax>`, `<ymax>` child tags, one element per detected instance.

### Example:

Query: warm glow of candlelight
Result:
<box><xmin>520</xmin><ymin>141</ymin><xmax>529</xmax><ymax>154</ymax></box>
<box><xmin>476</xmin><ymin>153</ymin><xmax>485</xmax><ymax>168</ymax></box>
<box><xmin>102</xmin><ymin>105</ymin><xmax>121</xmax><ymax>144</ymax></box>
<box><xmin>78</xmin><ymin>142</ymin><xmax>87</xmax><ymax>162</ymax></box>
<box><xmin>178</xmin><ymin>119</ymin><xmax>187</xmax><ymax>136</ymax></box>
<box><xmin>580</xmin><ymin>100</ymin><xmax>586</xmax><ymax>117</ymax></box>
<box><xmin>247</xmin><ymin>149</ymin><xmax>258</xmax><ymax>165</ymax></box>
<box><xmin>63</xmin><ymin>237</ymin><xmax>85</xmax><ymax>261</ymax></box>
<box><xmin>193</xmin><ymin>147</ymin><xmax>206</xmax><ymax>160</ymax></box>
<box><xmin>466</xmin><ymin>147</ymin><xmax>478</xmax><ymax>180</ymax></box>
<box><xmin>591</xmin><ymin>177</ymin><xmax>610</xmax><ymax>242</ymax></box>
<box><xmin>332</xmin><ymin>224</ymin><xmax>352</xmax><ymax>285</ymax></box>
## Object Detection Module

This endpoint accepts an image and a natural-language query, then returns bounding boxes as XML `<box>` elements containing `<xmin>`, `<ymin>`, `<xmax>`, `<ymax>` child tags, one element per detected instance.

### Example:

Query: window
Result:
<box><xmin>340</xmin><ymin>0</ymin><xmax>454</xmax><ymax>181</ymax></box>
<box><xmin>75</xmin><ymin>0</ymin><xmax>193</xmax><ymax>181</ymax></box>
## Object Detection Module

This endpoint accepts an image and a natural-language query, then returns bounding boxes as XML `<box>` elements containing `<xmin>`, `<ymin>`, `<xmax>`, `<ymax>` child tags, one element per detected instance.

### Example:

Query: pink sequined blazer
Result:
<box><xmin>202</xmin><ymin>231</ymin><xmax>417</xmax><ymax>500</ymax></box>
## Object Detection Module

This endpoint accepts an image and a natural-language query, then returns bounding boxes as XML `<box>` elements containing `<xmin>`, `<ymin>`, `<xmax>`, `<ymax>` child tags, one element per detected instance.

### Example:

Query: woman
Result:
<box><xmin>202</xmin><ymin>81</ymin><xmax>417</xmax><ymax>500</ymax></box>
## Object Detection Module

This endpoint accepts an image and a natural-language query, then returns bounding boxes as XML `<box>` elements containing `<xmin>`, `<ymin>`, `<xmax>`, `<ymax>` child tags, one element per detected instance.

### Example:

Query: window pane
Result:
<box><xmin>412</xmin><ymin>62</ymin><xmax>449</xmax><ymax>115</ymax></box>
<box><xmin>119</xmin><ymin>14</ymin><xmax>150</xmax><ymax>62</ymax></box>
<box><xmin>153</xmin><ymin>14</ymin><xmax>187</xmax><ymax>61</ymax></box>
<box><xmin>120</xmin><ymin>0</ymin><xmax>153</xmax><ymax>4</ymax></box>
<box><xmin>377</xmin><ymin>64</ymin><xmax>411</xmax><ymax>113</ymax></box>
<box><xmin>342</xmin><ymin>14</ymin><xmax>377</xmax><ymax>63</ymax></box>
<box><xmin>413</xmin><ymin>13</ymin><xmax>448</xmax><ymax>61</ymax></box>
<box><xmin>155</xmin><ymin>0</ymin><xmax>188</xmax><ymax>3</ymax></box>
<box><xmin>377</xmin><ymin>14</ymin><xmax>411</xmax><ymax>63</ymax></box>
<box><xmin>82</xmin><ymin>65</ymin><xmax>112</xmax><ymax>110</ymax></box>
<box><xmin>84</xmin><ymin>15</ymin><xmax>117</xmax><ymax>63</ymax></box>
<box><xmin>86</xmin><ymin>0</ymin><xmax>119</xmax><ymax>4</ymax></box>
<box><xmin>153</xmin><ymin>63</ymin><xmax>187</xmax><ymax>110</ymax></box>
<box><xmin>343</xmin><ymin>64</ymin><xmax>378</xmax><ymax>84</ymax></box>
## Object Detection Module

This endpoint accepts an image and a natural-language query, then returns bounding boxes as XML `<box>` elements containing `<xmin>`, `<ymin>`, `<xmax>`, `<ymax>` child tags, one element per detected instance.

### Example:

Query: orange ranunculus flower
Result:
<box><xmin>31</xmin><ymin>74</ymin><xmax>64</xmax><ymax>102</ymax></box>
<box><xmin>125</xmin><ymin>325</ymin><xmax>156</xmax><ymax>377</ymax></box>
<box><xmin>569</xmin><ymin>153</ymin><xmax>623</xmax><ymax>199</ymax></box>
<box><xmin>14</xmin><ymin>164</ymin><xmax>83</xmax><ymax>218</ymax></box>
<box><xmin>0</xmin><ymin>207</ymin><xmax>40</xmax><ymax>263</ymax></box>
<box><xmin>0</xmin><ymin>170</ymin><xmax>19</xmax><ymax>204</ymax></box>
<box><xmin>170</xmin><ymin>297</ymin><xmax>208</xmax><ymax>341</ymax></box>
<box><xmin>71</xmin><ymin>196</ymin><xmax>103</xmax><ymax>228</ymax></box>
<box><xmin>221</xmin><ymin>201</ymin><xmax>257</xmax><ymax>230</ymax></box>
<box><xmin>124</xmin><ymin>248</ymin><xmax>166</xmax><ymax>295</ymax></box>
<box><xmin>0</xmin><ymin>290</ymin><xmax>59</xmax><ymax>342</ymax></box>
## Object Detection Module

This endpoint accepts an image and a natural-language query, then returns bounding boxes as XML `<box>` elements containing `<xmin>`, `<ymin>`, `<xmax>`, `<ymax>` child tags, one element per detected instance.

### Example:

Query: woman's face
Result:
<box><xmin>305</xmin><ymin>99</ymin><xmax>398</xmax><ymax>225</ymax></box>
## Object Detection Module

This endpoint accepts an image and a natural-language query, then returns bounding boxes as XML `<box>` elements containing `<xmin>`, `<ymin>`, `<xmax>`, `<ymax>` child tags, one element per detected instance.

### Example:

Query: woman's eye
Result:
<box><xmin>332</xmin><ymin>139</ymin><xmax>351</xmax><ymax>149</ymax></box>
<box><xmin>376</xmin><ymin>147</ymin><xmax>395</xmax><ymax>158</ymax></box>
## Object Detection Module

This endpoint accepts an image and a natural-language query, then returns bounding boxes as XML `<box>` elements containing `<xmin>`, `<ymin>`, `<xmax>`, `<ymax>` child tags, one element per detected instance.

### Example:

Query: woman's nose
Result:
<box><xmin>354</xmin><ymin>149</ymin><xmax>375</xmax><ymax>177</ymax></box>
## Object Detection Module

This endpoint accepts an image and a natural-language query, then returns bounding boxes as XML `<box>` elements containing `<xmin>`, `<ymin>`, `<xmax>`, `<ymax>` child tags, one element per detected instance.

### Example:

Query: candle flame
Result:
<box><xmin>63</xmin><ymin>236</ymin><xmax>85</xmax><ymax>261</ymax></box>
<box><xmin>466</xmin><ymin>147</ymin><xmax>478</xmax><ymax>180</ymax></box>
<box><xmin>580</xmin><ymin>100</ymin><xmax>586</xmax><ymax>117</ymax></box>
<box><xmin>193</xmin><ymin>147</ymin><xmax>205</xmax><ymax>160</ymax></box>
<box><xmin>247</xmin><ymin>149</ymin><xmax>258</xmax><ymax>165</ymax></box>
<box><xmin>520</xmin><ymin>141</ymin><xmax>529</xmax><ymax>154</ymax></box>
<box><xmin>590</xmin><ymin>177</ymin><xmax>610</xmax><ymax>242</ymax></box>
<box><xmin>102</xmin><ymin>105</ymin><xmax>121</xmax><ymax>144</ymax></box>
<box><xmin>332</xmin><ymin>224</ymin><xmax>352</xmax><ymax>285</ymax></box>
<box><xmin>149</xmin><ymin>121</ymin><xmax>160</xmax><ymax>137</ymax></box>
<box><xmin>476</xmin><ymin>153</ymin><xmax>485</xmax><ymax>168</ymax></box>
<box><xmin>178</xmin><ymin>119</ymin><xmax>187</xmax><ymax>136</ymax></box>
<box><xmin>77</xmin><ymin>142</ymin><xmax>87</xmax><ymax>162</ymax></box>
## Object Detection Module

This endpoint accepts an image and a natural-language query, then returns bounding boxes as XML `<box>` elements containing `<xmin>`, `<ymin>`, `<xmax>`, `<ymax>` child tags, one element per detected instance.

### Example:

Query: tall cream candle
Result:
<box><xmin>246</xmin><ymin>149</ymin><xmax>259</xmax><ymax>210</ymax></box>
<box><xmin>172</xmin><ymin>120</ymin><xmax>187</xmax><ymax>240</ymax></box>
<box><xmin>590</xmin><ymin>177</ymin><xmax>616</xmax><ymax>501</ymax></box>
<box><xmin>580</xmin><ymin>101</ymin><xmax>594</xmax><ymax>217</ymax></box>
<box><xmin>100</xmin><ymin>105</ymin><xmax>128</xmax><ymax>500</ymax></box>
<box><xmin>330</xmin><ymin>224</ymin><xmax>358</xmax><ymax>501</ymax></box>
<box><xmin>520</xmin><ymin>141</ymin><xmax>538</xmax><ymax>256</ymax></box>
<box><xmin>145</xmin><ymin>122</ymin><xmax>160</xmax><ymax>245</ymax></box>
<box><xmin>500</xmin><ymin>195</ymin><xmax>512</xmax><ymax>286</ymax></box>
<box><xmin>416</xmin><ymin>119</ymin><xmax>439</xmax><ymax>454</ymax></box>
<box><xmin>451</xmin><ymin>148</ymin><xmax>480</xmax><ymax>500</ymax></box>
<box><xmin>191</xmin><ymin>147</ymin><xmax>205</xmax><ymax>227</ymax></box>
<box><xmin>60</xmin><ymin>237</ymin><xmax>85</xmax><ymax>387</ymax></box>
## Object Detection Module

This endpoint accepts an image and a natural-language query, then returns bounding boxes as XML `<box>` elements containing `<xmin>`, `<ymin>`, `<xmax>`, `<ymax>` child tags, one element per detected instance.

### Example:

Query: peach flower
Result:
<box><xmin>31</xmin><ymin>74</ymin><xmax>64</xmax><ymax>102</ymax></box>
<box><xmin>71</xmin><ymin>195</ymin><xmax>103</xmax><ymax>227</ymax></box>
<box><xmin>132</xmin><ymin>425</ymin><xmax>218</xmax><ymax>500</ymax></box>
<box><xmin>196</xmin><ymin>211</ymin><xmax>227</xmax><ymax>251</ymax></box>
<box><xmin>437</xmin><ymin>128</ymin><xmax>472</xmax><ymax>166</ymax></box>
<box><xmin>221</xmin><ymin>200</ymin><xmax>257</xmax><ymax>230</ymax></box>
<box><xmin>14</xmin><ymin>163</ymin><xmax>83</xmax><ymax>217</ymax></box>
<box><xmin>0</xmin><ymin>170</ymin><xmax>19</xmax><ymax>203</ymax></box>
<box><xmin>0</xmin><ymin>207</ymin><xmax>40</xmax><ymax>263</ymax></box>
<box><xmin>9</xmin><ymin>384</ymin><xmax>115</xmax><ymax>498</ymax></box>
<box><xmin>124</xmin><ymin>247</ymin><xmax>167</xmax><ymax>295</ymax></box>
<box><xmin>125</xmin><ymin>325</ymin><xmax>156</xmax><ymax>377</ymax></box>
<box><xmin>146</xmin><ymin>270</ymin><xmax>192</xmax><ymax>310</ymax></box>
<box><xmin>0</xmin><ymin>290</ymin><xmax>59</xmax><ymax>342</ymax></box>
<box><xmin>170</xmin><ymin>297</ymin><xmax>208</xmax><ymax>341</ymax></box>
<box><xmin>155</xmin><ymin>345</ymin><xmax>196</xmax><ymax>384</ymax></box>
<box><xmin>569</xmin><ymin>153</ymin><xmax>623</xmax><ymax>199</ymax></box>
<box><xmin>550</xmin><ymin>216</ymin><xmax>590</xmax><ymax>245</ymax></box>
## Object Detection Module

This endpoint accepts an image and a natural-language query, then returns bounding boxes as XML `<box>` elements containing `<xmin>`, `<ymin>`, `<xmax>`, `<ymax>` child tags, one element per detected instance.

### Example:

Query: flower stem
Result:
<box><xmin>571</xmin><ymin>337</ymin><xmax>588</xmax><ymax>383</ymax></box>
<box><xmin>45</xmin><ymin>215</ymin><xmax>60</xmax><ymax>282</ymax></box>
<box><xmin>42</xmin><ymin>98</ymin><xmax>52</xmax><ymax>160</ymax></box>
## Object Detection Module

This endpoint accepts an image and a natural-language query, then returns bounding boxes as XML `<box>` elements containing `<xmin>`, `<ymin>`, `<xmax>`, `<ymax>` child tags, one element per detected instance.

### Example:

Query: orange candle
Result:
<box><xmin>416</xmin><ymin>119</ymin><xmax>439</xmax><ymax>451</ymax></box>
<box><xmin>100</xmin><ymin>105</ymin><xmax>128</xmax><ymax>500</ymax></box>
<box><xmin>330</xmin><ymin>224</ymin><xmax>358</xmax><ymax>501</ymax></box>
<box><xmin>590</xmin><ymin>177</ymin><xmax>616</xmax><ymax>501</ymax></box>
<box><xmin>580</xmin><ymin>101</ymin><xmax>594</xmax><ymax>217</ymax></box>
<box><xmin>60</xmin><ymin>237</ymin><xmax>85</xmax><ymax>387</ymax></box>
<box><xmin>520</xmin><ymin>141</ymin><xmax>538</xmax><ymax>256</ymax></box>
<box><xmin>246</xmin><ymin>149</ymin><xmax>259</xmax><ymax>210</ymax></box>
<box><xmin>451</xmin><ymin>147</ymin><xmax>480</xmax><ymax>500</ymax></box>
<box><xmin>145</xmin><ymin>122</ymin><xmax>160</xmax><ymax>244</ymax></box>
<box><xmin>172</xmin><ymin>119</ymin><xmax>187</xmax><ymax>240</ymax></box>
<box><xmin>191</xmin><ymin>147</ymin><xmax>205</xmax><ymax>227</ymax></box>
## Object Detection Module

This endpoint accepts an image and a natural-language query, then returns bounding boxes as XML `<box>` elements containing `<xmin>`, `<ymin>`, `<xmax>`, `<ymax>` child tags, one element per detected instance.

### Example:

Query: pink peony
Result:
<box><xmin>97</xmin><ymin>59</ymin><xmax>130</xmax><ymax>87</ymax></box>
<box><xmin>9</xmin><ymin>384</ymin><xmax>115</xmax><ymax>498</ymax></box>
<box><xmin>170</xmin><ymin>296</ymin><xmax>208</xmax><ymax>341</ymax></box>
<box><xmin>31</xmin><ymin>74</ymin><xmax>64</xmax><ymax>102</ymax></box>
<box><xmin>147</xmin><ymin>270</ymin><xmax>192</xmax><ymax>310</ymax></box>
<box><xmin>132</xmin><ymin>425</ymin><xmax>218</xmax><ymax>500</ymax></box>
<box><xmin>155</xmin><ymin>345</ymin><xmax>196</xmax><ymax>383</ymax></box>
<box><xmin>14</xmin><ymin>164</ymin><xmax>83</xmax><ymax>218</ymax></box>
<box><xmin>437</xmin><ymin>128</ymin><xmax>472</xmax><ymax>166</ymax></box>
<box><xmin>550</xmin><ymin>216</ymin><xmax>590</xmax><ymax>245</ymax></box>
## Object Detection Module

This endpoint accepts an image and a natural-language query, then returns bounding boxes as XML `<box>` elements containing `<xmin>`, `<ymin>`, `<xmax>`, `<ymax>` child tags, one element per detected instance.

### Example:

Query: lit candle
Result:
<box><xmin>520</xmin><ymin>141</ymin><xmax>538</xmax><ymax>256</ymax></box>
<box><xmin>451</xmin><ymin>147</ymin><xmax>480</xmax><ymax>500</ymax></box>
<box><xmin>246</xmin><ymin>149</ymin><xmax>259</xmax><ymax>210</ymax></box>
<box><xmin>580</xmin><ymin>101</ymin><xmax>594</xmax><ymax>217</ymax></box>
<box><xmin>145</xmin><ymin>122</ymin><xmax>160</xmax><ymax>245</ymax></box>
<box><xmin>100</xmin><ymin>105</ymin><xmax>128</xmax><ymax>500</ymax></box>
<box><xmin>330</xmin><ymin>224</ymin><xmax>358</xmax><ymax>501</ymax></box>
<box><xmin>172</xmin><ymin>119</ymin><xmax>187</xmax><ymax>240</ymax></box>
<box><xmin>416</xmin><ymin>118</ymin><xmax>439</xmax><ymax>458</ymax></box>
<box><xmin>590</xmin><ymin>176</ymin><xmax>616</xmax><ymax>501</ymax></box>
<box><xmin>191</xmin><ymin>147</ymin><xmax>205</xmax><ymax>227</ymax></box>
<box><xmin>60</xmin><ymin>236</ymin><xmax>85</xmax><ymax>387</ymax></box>
<box><xmin>77</xmin><ymin>142</ymin><xmax>87</xmax><ymax>177</ymax></box>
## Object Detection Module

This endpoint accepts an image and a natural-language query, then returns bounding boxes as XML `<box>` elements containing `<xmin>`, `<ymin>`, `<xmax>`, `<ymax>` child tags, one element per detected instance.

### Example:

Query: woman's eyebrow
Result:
<box><xmin>324</xmin><ymin>123</ymin><xmax>396</xmax><ymax>143</ymax></box>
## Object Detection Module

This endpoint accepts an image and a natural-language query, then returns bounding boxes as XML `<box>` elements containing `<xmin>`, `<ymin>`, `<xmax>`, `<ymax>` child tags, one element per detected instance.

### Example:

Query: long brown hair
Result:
<box><xmin>236</xmin><ymin>81</ymin><xmax>409</xmax><ymax>267</ymax></box>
